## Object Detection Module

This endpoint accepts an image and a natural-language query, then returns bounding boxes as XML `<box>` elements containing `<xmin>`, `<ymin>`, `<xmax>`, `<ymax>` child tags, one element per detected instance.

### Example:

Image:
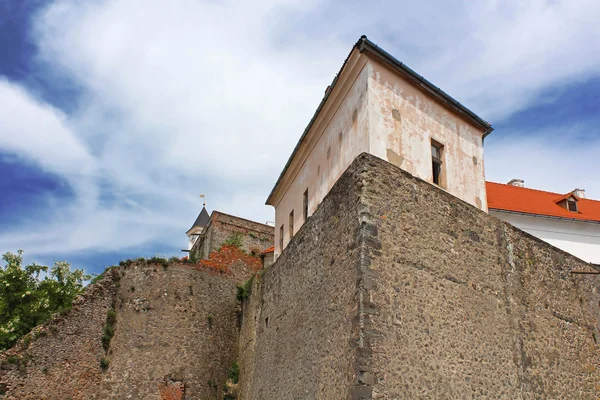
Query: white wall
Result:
<box><xmin>490</xmin><ymin>211</ymin><xmax>600</xmax><ymax>264</ymax></box>
<box><xmin>367</xmin><ymin>59</ymin><xmax>487</xmax><ymax>211</ymax></box>
<box><xmin>272</xmin><ymin>57</ymin><xmax>370</xmax><ymax>256</ymax></box>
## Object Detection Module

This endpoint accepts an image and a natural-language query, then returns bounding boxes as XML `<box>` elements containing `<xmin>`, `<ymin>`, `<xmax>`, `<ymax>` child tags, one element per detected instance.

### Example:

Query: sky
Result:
<box><xmin>0</xmin><ymin>0</ymin><xmax>599</xmax><ymax>275</ymax></box>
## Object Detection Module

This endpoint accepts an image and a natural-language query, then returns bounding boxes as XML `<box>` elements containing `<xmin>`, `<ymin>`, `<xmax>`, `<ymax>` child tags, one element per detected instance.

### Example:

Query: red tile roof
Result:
<box><xmin>486</xmin><ymin>182</ymin><xmax>600</xmax><ymax>223</ymax></box>
<box><xmin>262</xmin><ymin>246</ymin><xmax>274</xmax><ymax>254</ymax></box>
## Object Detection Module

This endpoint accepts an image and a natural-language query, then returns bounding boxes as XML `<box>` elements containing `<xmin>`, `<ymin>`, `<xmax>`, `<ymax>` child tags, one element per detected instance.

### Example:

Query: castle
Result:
<box><xmin>1</xmin><ymin>36</ymin><xmax>598</xmax><ymax>399</ymax></box>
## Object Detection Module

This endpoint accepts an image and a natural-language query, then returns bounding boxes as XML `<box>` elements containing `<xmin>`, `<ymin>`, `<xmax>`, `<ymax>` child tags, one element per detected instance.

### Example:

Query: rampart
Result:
<box><xmin>239</xmin><ymin>153</ymin><xmax>600</xmax><ymax>399</ymax></box>
<box><xmin>0</xmin><ymin>246</ymin><xmax>260</xmax><ymax>400</ymax></box>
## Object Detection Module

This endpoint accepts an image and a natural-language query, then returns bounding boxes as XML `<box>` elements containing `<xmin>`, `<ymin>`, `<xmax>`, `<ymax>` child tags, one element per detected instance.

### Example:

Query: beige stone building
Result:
<box><xmin>267</xmin><ymin>35</ymin><xmax>493</xmax><ymax>256</ymax></box>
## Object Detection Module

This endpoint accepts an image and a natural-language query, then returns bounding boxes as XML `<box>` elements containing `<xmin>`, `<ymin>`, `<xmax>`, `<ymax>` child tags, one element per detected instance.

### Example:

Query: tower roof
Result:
<box><xmin>189</xmin><ymin>206</ymin><xmax>210</xmax><ymax>231</ymax></box>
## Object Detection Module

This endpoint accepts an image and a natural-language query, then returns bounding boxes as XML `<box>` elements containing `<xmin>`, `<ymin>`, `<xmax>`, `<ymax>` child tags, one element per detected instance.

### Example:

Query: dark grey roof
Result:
<box><xmin>189</xmin><ymin>206</ymin><xmax>210</xmax><ymax>230</ymax></box>
<box><xmin>265</xmin><ymin>35</ymin><xmax>493</xmax><ymax>206</ymax></box>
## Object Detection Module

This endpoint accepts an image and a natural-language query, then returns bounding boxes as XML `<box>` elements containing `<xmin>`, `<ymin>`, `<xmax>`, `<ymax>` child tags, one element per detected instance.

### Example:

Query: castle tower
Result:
<box><xmin>186</xmin><ymin>206</ymin><xmax>210</xmax><ymax>250</ymax></box>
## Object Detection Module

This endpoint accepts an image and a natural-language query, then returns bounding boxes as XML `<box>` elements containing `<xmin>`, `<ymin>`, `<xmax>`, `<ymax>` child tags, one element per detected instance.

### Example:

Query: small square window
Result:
<box><xmin>567</xmin><ymin>200</ymin><xmax>578</xmax><ymax>212</ymax></box>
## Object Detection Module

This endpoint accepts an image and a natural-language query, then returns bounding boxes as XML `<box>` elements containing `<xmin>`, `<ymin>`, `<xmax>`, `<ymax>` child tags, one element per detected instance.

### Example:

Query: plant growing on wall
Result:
<box><xmin>0</xmin><ymin>250</ymin><xmax>90</xmax><ymax>351</ymax></box>
<box><xmin>222</xmin><ymin>232</ymin><xmax>244</xmax><ymax>250</ymax></box>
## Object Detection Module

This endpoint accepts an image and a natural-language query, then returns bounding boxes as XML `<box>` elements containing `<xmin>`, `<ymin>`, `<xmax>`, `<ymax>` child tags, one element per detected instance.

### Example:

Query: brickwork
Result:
<box><xmin>239</xmin><ymin>153</ymin><xmax>600</xmax><ymax>399</ymax></box>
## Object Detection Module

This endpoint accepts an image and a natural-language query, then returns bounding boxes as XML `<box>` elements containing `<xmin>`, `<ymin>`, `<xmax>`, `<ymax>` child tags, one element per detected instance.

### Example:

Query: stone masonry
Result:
<box><xmin>238</xmin><ymin>153</ymin><xmax>600</xmax><ymax>399</ymax></box>
<box><xmin>1</xmin><ymin>153</ymin><xmax>598</xmax><ymax>399</ymax></box>
<box><xmin>0</xmin><ymin>245</ymin><xmax>260</xmax><ymax>400</ymax></box>
<box><xmin>193</xmin><ymin>211</ymin><xmax>274</xmax><ymax>260</ymax></box>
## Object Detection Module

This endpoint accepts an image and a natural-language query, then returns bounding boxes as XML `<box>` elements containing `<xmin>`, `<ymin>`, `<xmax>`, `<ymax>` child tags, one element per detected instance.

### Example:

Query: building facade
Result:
<box><xmin>266</xmin><ymin>36</ymin><xmax>493</xmax><ymax>256</ymax></box>
<box><xmin>488</xmin><ymin>180</ymin><xmax>600</xmax><ymax>265</ymax></box>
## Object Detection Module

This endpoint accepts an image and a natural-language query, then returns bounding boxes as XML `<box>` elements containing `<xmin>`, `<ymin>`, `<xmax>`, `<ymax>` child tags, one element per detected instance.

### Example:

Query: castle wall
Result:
<box><xmin>0</xmin><ymin>269</ymin><xmax>119</xmax><ymax>400</ymax></box>
<box><xmin>238</xmin><ymin>157</ymin><xmax>365</xmax><ymax>399</ymax></box>
<box><xmin>240</xmin><ymin>153</ymin><xmax>600</xmax><ymax>399</ymax></box>
<box><xmin>100</xmin><ymin>261</ymin><xmax>241</xmax><ymax>399</ymax></box>
<box><xmin>358</xmin><ymin>154</ymin><xmax>600</xmax><ymax>398</ymax></box>
<box><xmin>0</xmin><ymin>252</ymin><xmax>256</xmax><ymax>400</ymax></box>
<box><xmin>197</xmin><ymin>211</ymin><xmax>274</xmax><ymax>259</ymax></box>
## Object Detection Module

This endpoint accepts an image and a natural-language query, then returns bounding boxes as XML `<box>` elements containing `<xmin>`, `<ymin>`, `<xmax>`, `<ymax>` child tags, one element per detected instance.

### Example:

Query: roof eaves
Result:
<box><xmin>358</xmin><ymin>38</ymin><xmax>493</xmax><ymax>137</ymax></box>
<box><xmin>266</xmin><ymin>35</ymin><xmax>493</xmax><ymax>206</ymax></box>
<box><xmin>489</xmin><ymin>208</ymin><xmax>600</xmax><ymax>224</ymax></box>
<box><xmin>265</xmin><ymin>36</ymin><xmax>365</xmax><ymax>206</ymax></box>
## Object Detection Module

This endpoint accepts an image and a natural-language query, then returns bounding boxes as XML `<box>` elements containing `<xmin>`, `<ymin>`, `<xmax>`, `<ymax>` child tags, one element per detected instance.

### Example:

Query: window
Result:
<box><xmin>567</xmin><ymin>199</ymin><xmax>578</xmax><ymax>212</ymax></box>
<box><xmin>303</xmin><ymin>189</ymin><xmax>308</xmax><ymax>222</ymax></box>
<box><xmin>431</xmin><ymin>141</ymin><xmax>444</xmax><ymax>186</ymax></box>
<box><xmin>279</xmin><ymin>225</ymin><xmax>284</xmax><ymax>249</ymax></box>
<box><xmin>289</xmin><ymin>210</ymin><xmax>294</xmax><ymax>239</ymax></box>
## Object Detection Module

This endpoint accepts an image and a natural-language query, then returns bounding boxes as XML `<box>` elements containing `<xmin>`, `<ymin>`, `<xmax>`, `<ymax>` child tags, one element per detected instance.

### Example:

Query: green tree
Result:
<box><xmin>0</xmin><ymin>250</ymin><xmax>90</xmax><ymax>351</ymax></box>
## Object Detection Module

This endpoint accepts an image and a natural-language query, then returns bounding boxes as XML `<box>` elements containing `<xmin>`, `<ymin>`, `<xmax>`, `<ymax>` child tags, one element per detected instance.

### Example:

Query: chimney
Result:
<box><xmin>507</xmin><ymin>179</ymin><xmax>524</xmax><ymax>187</ymax></box>
<box><xmin>573</xmin><ymin>188</ymin><xmax>586</xmax><ymax>199</ymax></box>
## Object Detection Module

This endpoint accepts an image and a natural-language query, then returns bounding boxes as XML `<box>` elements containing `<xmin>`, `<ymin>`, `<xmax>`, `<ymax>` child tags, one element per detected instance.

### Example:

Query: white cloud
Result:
<box><xmin>485</xmin><ymin>129</ymin><xmax>600</xmax><ymax>200</ymax></box>
<box><xmin>1</xmin><ymin>0</ymin><xmax>600</xmax><ymax>265</ymax></box>
<box><xmin>0</xmin><ymin>78</ymin><xmax>95</xmax><ymax>178</ymax></box>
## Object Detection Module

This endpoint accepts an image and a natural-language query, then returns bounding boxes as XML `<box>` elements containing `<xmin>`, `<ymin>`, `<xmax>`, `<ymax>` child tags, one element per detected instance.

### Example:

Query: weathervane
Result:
<box><xmin>199</xmin><ymin>194</ymin><xmax>206</xmax><ymax>207</ymax></box>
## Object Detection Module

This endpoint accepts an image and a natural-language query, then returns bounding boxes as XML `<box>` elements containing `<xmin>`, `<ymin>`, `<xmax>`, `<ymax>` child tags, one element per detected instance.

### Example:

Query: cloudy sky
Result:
<box><xmin>1</xmin><ymin>0</ymin><xmax>599</xmax><ymax>274</ymax></box>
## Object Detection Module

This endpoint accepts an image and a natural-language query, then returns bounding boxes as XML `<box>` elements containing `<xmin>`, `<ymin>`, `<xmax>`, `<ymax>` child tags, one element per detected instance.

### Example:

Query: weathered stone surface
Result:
<box><xmin>193</xmin><ymin>211</ymin><xmax>274</xmax><ymax>259</ymax></box>
<box><xmin>239</xmin><ymin>153</ymin><xmax>600</xmax><ymax>399</ymax></box>
<box><xmin>0</xmin><ymin>248</ymin><xmax>258</xmax><ymax>400</ymax></box>
<box><xmin>238</xmin><ymin>156</ymin><xmax>365</xmax><ymax>399</ymax></box>
<box><xmin>0</xmin><ymin>268</ymin><xmax>120</xmax><ymax>400</ymax></box>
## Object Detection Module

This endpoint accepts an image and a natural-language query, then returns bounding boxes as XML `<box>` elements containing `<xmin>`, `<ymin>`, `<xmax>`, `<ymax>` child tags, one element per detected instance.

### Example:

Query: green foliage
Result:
<box><xmin>236</xmin><ymin>277</ymin><xmax>254</xmax><ymax>302</ymax></box>
<box><xmin>102</xmin><ymin>308</ymin><xmax>117</xmax><ymax>351</ymax></box>
<box><xmin>100</xmin><ymin>357</ymin><xmax>109</xmax><ymax>370</ymax></box>
<box><xmin>229</xmin><ymin>361</ymin><xmax>240</xmax><ymax>384</ymax></box>
<box><xmin>188</xmin><ymin>250</ymin><xmax>200</xmax><ymax>263</ymax></box>
<box><xmin>222</xmin><ymin>232</ymin><xmax>244</xmax><ymax>249</ymax></box>
<box><xmin>90</xmin><ymin>265</ymin><xmax>118</xmax><ymax>285</ymax></box>
<box><xmin>168</xmin><ymin>256</ymin><xmax>180</xmax><ymax>263</ymax></box>
<box><xmin>0</xmin><ymin>250</ymin><xmax>90</xmax><ymax>351</ymax></box>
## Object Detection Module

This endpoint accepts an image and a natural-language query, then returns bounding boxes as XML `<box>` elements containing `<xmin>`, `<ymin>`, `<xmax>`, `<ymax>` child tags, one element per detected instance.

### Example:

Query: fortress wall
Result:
<box><xmin>0</xmin><ymin>268</ymin><xmax>119</xmax><ymax>400</ymax></box>
<box><xmin>238</xmin><ymin>155</ymin><xmax>366</xmax><ymax>399</ymax></box>
<box><xmin>198</xmin><ymin>212</ymin><xmax>274</xmax><ymax>259</ymax></box>
<box><xmin>358</xmin><ymin>154</ymin><xmax>600</xmax><ymax>399</ymax></box>
<box><xmin>99</xmin><ymin>261</ymin><xmax>242</xmax><ymax>399</ymax></box>
<box><xmin>1</xmin><ymin>250</ymin><xmax>257</xmax><ymax>400</ymax></box>
<box><xmin>240</xmin><ymin>153</ymin><xmax>600</xmax><ymax>399</ymax></box>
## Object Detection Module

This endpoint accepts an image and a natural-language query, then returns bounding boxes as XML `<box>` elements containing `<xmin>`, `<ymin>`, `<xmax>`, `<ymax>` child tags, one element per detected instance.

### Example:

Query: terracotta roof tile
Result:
<box><xmin>486</xmin><ymin>182</ymin><xmax>600</xmax><ymax>223</ymax></box>
<box><xmin>262</xmin><ymin>246</ymin><xmax>274</xmax><ymax>254</ymax></box>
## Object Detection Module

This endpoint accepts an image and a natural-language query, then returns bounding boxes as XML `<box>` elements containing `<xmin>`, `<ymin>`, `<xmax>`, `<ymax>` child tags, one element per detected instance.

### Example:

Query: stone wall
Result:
<box><xmin>359</xmin><ymin>154</ymin><xmax>600</xmax><ymax>399</ymax></box>
<box><xmin>238</xmin><ymin>155</ymin><xmax>365</xmax><ymax>399</ymax></box>
<box><xmin>1</xmin><ymin>246</ymin><xmax>259</xmax><ymax>400</ymax></box>
<box><xmin>0</xmin><ymin>268</ymin><xmax>120</xmax><ymax>400</ymax></box>
<box><xmin>99</xmin><ymin>260</ymin><xmax>243</xmax><ymax>399</ymax></box>
<box><xmin>239</xmin><ymin>153</ymin><xmax>600</xmax><ymax>399</ymax></box>
<box><xmin>195</xmin><ymin>211</ymin><xmax>274</xmax><ymax>259</ymax></box>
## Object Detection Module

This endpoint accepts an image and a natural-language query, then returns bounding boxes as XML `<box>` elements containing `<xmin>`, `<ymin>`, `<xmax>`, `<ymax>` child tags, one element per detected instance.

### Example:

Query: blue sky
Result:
<box><xmin>1</xmin><ymin>0</ymin><xmax>599</xmax><ymax>275</ymax></box>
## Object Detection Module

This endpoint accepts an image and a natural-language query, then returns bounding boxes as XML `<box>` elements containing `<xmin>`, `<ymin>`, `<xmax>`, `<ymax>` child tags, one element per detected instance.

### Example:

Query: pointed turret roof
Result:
<box><xmin>189</xmin><ymin>207</ymin><xmax>210</xmax><ymax>231</ymax></box>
